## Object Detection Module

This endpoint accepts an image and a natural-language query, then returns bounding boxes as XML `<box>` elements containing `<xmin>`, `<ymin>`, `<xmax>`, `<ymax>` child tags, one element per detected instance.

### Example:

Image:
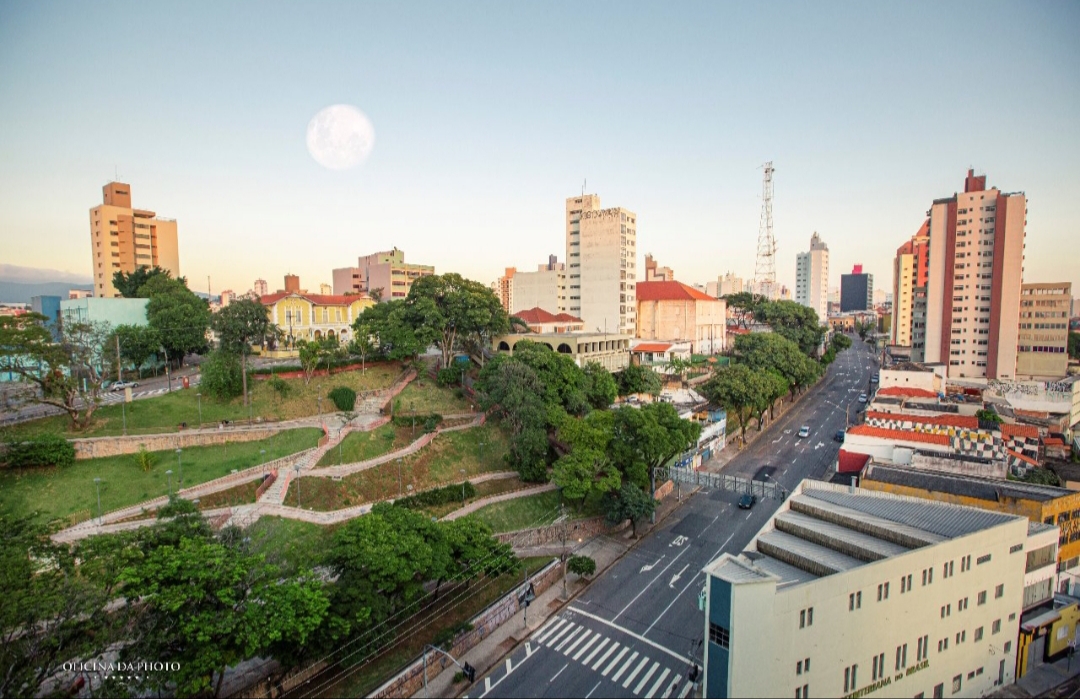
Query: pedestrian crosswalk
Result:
<box><xmin>530</xmin><ymin>617</ymin><xmax>693</xmax><ymax>698</ymax></box>
<box><xmin>99</xmin><ymin>386</ymin><xmax>173</xmax><ymax>404</ymax></box>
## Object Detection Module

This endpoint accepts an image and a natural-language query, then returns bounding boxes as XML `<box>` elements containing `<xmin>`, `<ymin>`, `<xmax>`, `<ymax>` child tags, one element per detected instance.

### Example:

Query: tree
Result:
<box><xmin>754</xmin><ymin>369</ymin><xmax>789</xmax><ymax>428</ymax></box>
<box><xmin>615</xmin><ymin>363</ymin><xmax>662</xmax><ymax>397</ymax></box>
<box><xmin>112</xmin><ymin>265</ymin><xmax>184</xmax><ymax>298</ymax></box>
<box><xmin>353</xmin><ymin>300</ymin><xmax>423</xmax><ymax>362</ymax></box>
<box><xmin>1069</xmin><ymin>332</ymin><xmax>1079</xmax><ymax>360</ymax></box>
<box><xmin>443</xmin><ymin>517</ymin><xmax>517</xmax><ymax>584</ymax></box>
<box><xmin>108</xmin><ymin>324</ymin><xmax>161</xmax><ymax>379</ymax></box>
<box><xmin>212</xmin><ymin>298</ymin><xmax>269</xmax><ymax>407</ymax></box>
<box><xmin>567</xmin><ymin>555</ymin><xmax>597</xmax><ymax>578</ymax></box>
<box><xmin>507</xmin><ymin>340</ymin><xmax>591</xmax><ymax>417</ymax></box>
<box><xmin>976</xmin><ymin>408</ymin><xmax>1003</xmax><ymax>425</ymax></box>
<box><xmin>604</xmin><ymin>483</ymin><xmax>656</xmax><ymax>538</ymax></box>
<box><xmin>610</xmin><ymin>402</ymin><xmax>701</xmax><ymax>504</ymax></box>
<box><xmin>831</xmin><ymin>333</ymin><xmax>853</xmax><ymax>353</ymax></box>
<box><xmin>552</xmin><ymin>448</ymin><xmax>621</xmax><ymax>511</ymax></box>
<box><xmin>348</xmin><ymin>322</ymin><xmax>376</xmax><ymax>372</ymax></box>
<box><xmin>120</xmin><ymin>536</ymin><xmax>329</xmax><ymax>698</ymax></box>
<box><xmin>666</xmin><ymin>356</ymin><xmax>693</xmax><ymax>382</ymax></box>
<box><xmin>200</xmin><ymin>350</ymin><xmax>243</xmax><ymax>399</ymax></box>
<box><xmin>701</xmin><ymin>364</ymin><xmax>771</xmax><ymax>447</ymax></box>
<box><xmin>403</xmin><ymin>273</ymin><xmax>510</xmax><ymax>369</ymax></box>
<box><xmin>0</xmin><ymin>314</ymin><xmax>111</xmax><ymax>431</ymax></box>
<box><xmin>475</xmin><ymin>356</ymin><xmax>550</xmax><ymax>481</ymax></box>
<box><xmin>2</xmin><ymin>433</ymin><xmax>76</xmax><ymax>469</ymax></box>
<box><xmin>583</xmin><ymin>362</ymin><xmax>617</xmax><ymax>409</ymax></box>
<box><xmin>296</xmin><ymin>339</ymin><xmax>324</xmax><ymax>385</ymax></box>
<box><xmin>142</xmin><ymin>275</ymin><xmax>210</xmax><ymax>367</ymax></box>
<box><xmin>723</xmin><ymin>292</ymin><xmax>767</xmax><ymax>330</ymax></box>
<box><xmin>756</xmin><ymin>300</ymin><xmax>826</xmax><ymax>357</ymax></box>
<box><xmin>733</xmin><ymin>332</ymin><xmax>820</xmax><ymax>399</ymax></box>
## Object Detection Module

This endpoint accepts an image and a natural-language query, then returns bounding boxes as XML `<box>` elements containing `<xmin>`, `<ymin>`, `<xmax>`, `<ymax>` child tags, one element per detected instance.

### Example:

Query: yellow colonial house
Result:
<box><xmin>260</xmin><ymin>292</ymin><xmax>374</xmax><ymax>350</ymax></box>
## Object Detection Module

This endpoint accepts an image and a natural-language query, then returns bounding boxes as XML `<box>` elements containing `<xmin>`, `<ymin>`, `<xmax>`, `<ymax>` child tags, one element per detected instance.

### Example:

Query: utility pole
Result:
<box><xmin>115</xmin><ymin>334</ymin><xmax>122</xmax><ymax>382</ymax></box>
<box><xmin>753</xmin><ymin>162</ymin><xmax>777</xmax><ymax>299</ymax></box>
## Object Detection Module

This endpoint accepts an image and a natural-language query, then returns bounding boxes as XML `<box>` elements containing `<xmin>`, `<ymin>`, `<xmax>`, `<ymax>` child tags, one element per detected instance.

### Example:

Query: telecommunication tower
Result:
<box><xmin>754</xmin><ymin>161</ymin><xmax>777</xmax><ymax>299</ymax></box>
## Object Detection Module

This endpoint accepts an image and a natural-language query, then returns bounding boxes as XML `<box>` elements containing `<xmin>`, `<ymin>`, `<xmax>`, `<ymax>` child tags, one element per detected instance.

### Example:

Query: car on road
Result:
<box><xmin>798</xmin><ymin>425</ymin><xmax>810</xmax><ymax>438</ymax></box>
<box><xmin>834</xmin><ymin>430</ymin><xmax>845</xmax><ymax>443</ymax></box>
<box><xmin>109</xmin><ymin>380</ymin><xmax>139</xmax><ymax>392</ymax></box>
<box><xmin>858</xmin><ymin>393</ymin><xmax>867</xmax><ymax>403</ymax></box>
<box><xmin>871</xmin><ymin>374</ymin><xmax>879</xmax><ymax>383</ymax></box>
<box><xmin>738</xmin><ymin>493</ymin><xmax>757</xmax><ymax>509</ymax></box>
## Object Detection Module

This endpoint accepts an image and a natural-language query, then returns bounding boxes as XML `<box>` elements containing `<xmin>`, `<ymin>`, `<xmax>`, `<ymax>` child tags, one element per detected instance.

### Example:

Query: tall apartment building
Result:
<box><xmin>511</xmin><ymin>257</ymin><xmax>566</xmax><ymax>315</ymax></box>
<box><xmin>1016</xmin><ymin>282</ymin><xmax>1071</xmax><ymax>379</ymax></box>
<box><xmin>891</xmin><ymin>220</ymin><xmax>930</xmax><ymax>350</ymax></box>
<box><xmin>565</xmin><ymin>194</ymin><xmax>636</xmax><ymax>335</ymax></box>
<box><xmin>840</xmin><ymin>264</ymin><xmax>874</xmax><ymax>312</ymax></box>
<box><xmin>924</xmin><ymin>170</ymin><xmax>1027</xmax><ymax>380</ymax></box>
<box><xmin>331</xmin><ymin>248</ymin><xmax>435</xmax><ymax>300</ymax></box>
<box><xmin>644</xmin><ymin>254</ymin><xmax>674</xmax><ymax>281</ymax></box>
<box><xmin>719</xmin><ymin>272</ymin><xmax>744</xmax><ymax>298</ymax></box>
<box><xmin>795</xmin><ymin>232</ymin><xmax>829</xmax><ymax>324</ymax></box>
<box><xmin>253</xmin><ymin>279</ymin><xmax>268</xmax><ymax>297</ymax></box>
<box><xmin>493</xmin><ymin>267</ymin><xmax>515</xmax><ymax>312</ymax></box>
<box><xmin>702</xmin><ymin>480</ymin><xmax>1030</xmax><ymax>699</ymax></box>
<box><xmin>89</xmin><ymin>182</ymin><xmax>179</xmax><ymax>298</ymax></box>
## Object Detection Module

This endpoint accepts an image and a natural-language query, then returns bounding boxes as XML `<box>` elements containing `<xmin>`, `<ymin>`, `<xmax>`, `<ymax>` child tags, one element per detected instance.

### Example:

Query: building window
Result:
<box><xmin>849</xmin><ymin>591</ymin><xmax>862</xmax><ymax>610</ymax></box>
<box><xmin>977</xmin><ymin>554</ymin><xmax>992</xmax><ymax>565</ymax></box>
<box><xmin>1005</xmin><ymin>641</ymin><xmax>1012</xmax><ymax>654</ymax></box>
<box><xmin>901</xmin><ymin>574</ymin><xmax>913</xmax><ymax>593</ymax></box>
<box><xmin>943</xmin><ymin>560</ymin><xmax>955</xmax><ymax>578</ymax></box>
<box><xmin>799</xmin><ymin>607</ymin><xmax>814</xmax><ymax>628</ymax></box>
<box><xmin>934</xmin><ymin>683</ymin><xmax>944</xmax><ymax>698</ymax></box>
<box><xmin>978</xmin><ymin>591</ymin><xmax>987</xmax><ymax>605</ymax></box>
<box><xmin>843</xmin><ymin>665</ymin><xmax>858</xmax><ymax>693</ymax></box>
<box><xmin>917</xmin><ymin>635</ymin><xmax>928</xmax><ymax>659</ymax></box>
<box><xmin>992</xmin><ymin>619</ymin><xmax>1002</xmax><ymax>634</ymax></box>
<box><xmin>995</xmin><ymin>584</ymin><xmax>1004</xmax><ymax>599</ymax></box>
<box><xmin>975</xmin><ymin>626</ymin><xmax>984</xmax><ymax>642</ymax></box>
<box><xmin>877</xmin><ymin>582</ymin><xmax>890</xmax><ymax>601</ymax></box>
<box><xmin>959</xmin><ymin>597</ymin><xmax>968</xmax><ymax>611</ymax></box>
<box><xmin>709</xmin><ymin>622</ymin><xmax>729</xmax><ymax>649</ymax></box>
<box><xmin>956</xmin><ymin>630</ymin><xmax>966</xmax><ymax>644</ymax></box>
<box><xmin>871</xmin><ymin>652</ymin><xmax>885</xmax><ymax>681</ymax></box>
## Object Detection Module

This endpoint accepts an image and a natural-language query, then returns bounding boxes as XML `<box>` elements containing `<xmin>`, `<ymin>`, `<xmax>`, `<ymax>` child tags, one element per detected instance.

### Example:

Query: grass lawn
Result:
<box><xmin>289</xmin><ymin>423</ymin><xmax>511</xmax><ymax>511</ymax></box>
<box><xmin>2</xmin><ymin>362</ymin><xmax>401</xmax><ymax>440</ymax></box>
<box><xmin>0</xmin><ymin>428</ymin><xmax>322</xmax><ymax>526</ymax></box>
<box><xmin>195</xmin><ymin>477</ymin><xmax>265</xmax><ymax>509</ymax></box>
<box><xmin>245</xmin><ymin>516</ymin><xmax>336</xmax><ymax>574</ymax></box>
<box><xmin>470</xmin><ymin>489</ymin><xmax>601</xmax><ymax>534</ymax></box>
<box><xmin>392</xmin><ymin>378</ymin><xmax>473</xmax><ymax>415</ymax></box>
<box><xmin>330</xmin><ymin>555</ymin><xmax>554</xmax><ymax>698</ymax></box>
<box><xmin>314</xmin><ymin>423</ymin><xmax>416</xmax><ymax>467</ymax></box>
<box><xmin>418</xmin><ymin>476</ymin><xmax>527</xmax><ymax>520</ymax></box>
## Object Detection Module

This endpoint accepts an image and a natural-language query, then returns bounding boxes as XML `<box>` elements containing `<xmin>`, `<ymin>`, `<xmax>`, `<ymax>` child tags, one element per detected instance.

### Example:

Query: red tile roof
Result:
<box><xmin>846</xmin><ymin>424</ymin><xmax>951</xmax><ymax>446</ymax></box>
<box><xmin>1044</xmin><ymin>437</ymin><xmax>1066</xmax><ymax>447</ymax></box>
<box><xmin>838</xmin><ymin>449</ymin><xmax>871</xmax><ymax>474</ymax></box>
<box><xmin>513</xmin><ymin>307</ymin><xmax>584</xmax><ymax>324</ymax></box>
<box><xmin>865</xmin><ymin>411</ymin><xmax>979</xmax><ymax>430</ymax></box>
<box><xmin>1006</xmin><ymin>449</ymin><xmax>1039</xmax><ymax>467</ymax></box>
<box><xmin>259</xmin><ymin>292</ymin><xmax>368</xmax><ymax>306</ymax></box>
<box><xmin>1002</xmin><ymin>423</ymin><xmax>1040</xmax><ymax>440</ymax></box>
<box><xmin>877</xmin><ymin>386</ymin><xmax>939</xmax><ymax>399</ymax></box>
<box><xmin>636</xmin><ymin>281</ymin><xmax>717</xmax><ymax>302</ymax></box>
<box><xmin>631</xmin><ymin>343</ymin><xmax>674</xmax><ymax>353</ymax></box>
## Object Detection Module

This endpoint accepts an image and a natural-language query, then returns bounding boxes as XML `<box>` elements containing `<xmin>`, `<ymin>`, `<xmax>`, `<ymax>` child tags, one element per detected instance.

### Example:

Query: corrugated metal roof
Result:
<box><xmin>703</xmin><ymin>554</ymin><xmax>773</xmax><ymax>584</ymax></box>
<box><xmin>774</xmin><ymin>510</ymin><xmax>911</xmax><ymax>561</ymax></box>
<box><xmin>864</xmin><ymin>464</ymin><xmax>1072</xmax><ymax>504</ymax></box>
<box><xmin>757</xmin><ymin>530</ymin><xmax>865</xmax><ymax>576</ymax></box>
<box><xmin>743</xmin><ymin>552</ymin><xmax>819</xmax><ymax>587</ymax></box>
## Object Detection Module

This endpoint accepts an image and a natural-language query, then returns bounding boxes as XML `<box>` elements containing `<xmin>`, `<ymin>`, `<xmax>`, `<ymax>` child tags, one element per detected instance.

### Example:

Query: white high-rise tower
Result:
<box><xmin>795</xmin><ymin>232</ymin><xmax>829</xmax><ymax>324</ymax></box>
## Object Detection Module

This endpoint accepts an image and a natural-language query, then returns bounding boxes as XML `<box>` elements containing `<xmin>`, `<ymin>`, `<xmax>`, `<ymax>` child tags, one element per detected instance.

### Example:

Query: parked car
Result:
<box><xmin>798</xmin><ymin>425</ymin><xmax>810</xmax><ymax>438</ymax></box>
<box><xmin>834</xmin><ymin>430</ymin><xmax>845</xmax><ymax>443</ymax></box>
<box><xmin>110</xmin><ymin>380</ymin><xmax>139</xmax><ymax>392</ymax></box>
<box><xmin>738</xmin><ymin>493</ymin><xmax>757</xmax><ymax>510</ymax></box>
<box><xmin>871</xmin><ymin>374</ymin><xmax>880</xmax><ymax>383</ymax></box>
<box><xmin>858</xmin><ymin>393</ymin><xmax>867</xmax><ymax>403</ymax></box>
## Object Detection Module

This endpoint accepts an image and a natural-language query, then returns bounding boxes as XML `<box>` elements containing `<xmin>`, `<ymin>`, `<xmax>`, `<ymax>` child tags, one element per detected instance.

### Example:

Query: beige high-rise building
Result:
<box><xmin>493</xmin><ymin>267</ymin><xmax>515</xmax><ymax>312</ymax></box>
<box><xmin>891</xmin><ymin>220</ymin><xmax>930</xmax><ymax>350</ymax></box>
<box><xmin>566</xmin><ymin>194</ymin><xmax>636</xmax><ymax>335</ymax></box>
<box><xmin>253</xmin><ymin>279</ymin><xmax>268</xmax><ymax>297</ymax></box>
<box><xmin>795</xmin><ymin>232</ymin><xmax>829</xmax><ymax>324</ymax></box>
<box><xmin>510</xmin><ymin>257</ymin><xmax>565</xmax><ymax>315</ymax></box>
<box><xmin>718</xmin><ymin>272</ymin><xmax>744</xmax><ymax>298</ymax></box>
<box><xmin>924</xmin><ymin>170</ymin><xmax>1027</xmax><ymax>380</ymax></box>
<box><xmin>332</xmin><ymin>248</ymin><xmax>434</xmax><ymax>300</ymax></box>
<box><xmin>89</xmin><ymin>182</ymin><xmax>179</xmax><ymax>298</ymax></box>
<box><xmin>1016</xmin><ymin>282</ymin><xmax>1071</xmax><ymax>379</ymax></box>
<box><xmin>644</xmin><ymin>254</ymin><xmax>673</xmax><ymax>281</ymax></box>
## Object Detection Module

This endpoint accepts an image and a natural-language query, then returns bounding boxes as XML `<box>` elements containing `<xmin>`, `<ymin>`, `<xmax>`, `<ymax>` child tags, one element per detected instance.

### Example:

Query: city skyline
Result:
<box><xmin>1</xmin><ymin>1</ymin><xmax>1078</xmax><ymax>297</ymax></box>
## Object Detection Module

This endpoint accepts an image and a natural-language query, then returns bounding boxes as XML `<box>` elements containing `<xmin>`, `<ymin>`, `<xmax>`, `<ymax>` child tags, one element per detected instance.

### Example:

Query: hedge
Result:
<box><xmin>391</xmin><ymin>413</ymin><xmax>443</xmax><ymax>433</ymax></box>
<box><xmin>3</xmin><ymin>433</ymin><xmax>76</xmax><ymax>469</ymax></box>
<box><xmin>394</xmin><ymin>481</ymin><xmax>477</xmax><ymax>510</ymax></box>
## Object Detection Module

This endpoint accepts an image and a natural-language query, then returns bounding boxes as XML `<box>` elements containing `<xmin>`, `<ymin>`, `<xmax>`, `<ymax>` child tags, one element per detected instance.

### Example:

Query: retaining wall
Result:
<box><xmin>72</xmin><ymin>427</ymin><xmax>284</xmax><ymax>460</ymax></box>
<box><xmin>495</xmin><ymin>515</ymin><xmax>630</xmax><ymax>548</ymax></box>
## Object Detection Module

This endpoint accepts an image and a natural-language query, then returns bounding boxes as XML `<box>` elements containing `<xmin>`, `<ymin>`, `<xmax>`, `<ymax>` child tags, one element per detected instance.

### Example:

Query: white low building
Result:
<box><xmin>702</xmin><ymin>480</ymin><xmax>1035</xmax><ymax>698</ymax></box>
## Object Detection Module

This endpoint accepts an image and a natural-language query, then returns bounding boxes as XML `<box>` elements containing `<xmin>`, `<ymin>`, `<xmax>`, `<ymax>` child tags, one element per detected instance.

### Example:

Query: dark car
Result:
<box><xmin>834</xmin><ymin>430</ymin><xmax>845</xmax><ymax>443</ymax></box>
<box><xmin>738</xmin><ymin>493</ymin><xmax>757</xmax><ymax>510</ymax></box>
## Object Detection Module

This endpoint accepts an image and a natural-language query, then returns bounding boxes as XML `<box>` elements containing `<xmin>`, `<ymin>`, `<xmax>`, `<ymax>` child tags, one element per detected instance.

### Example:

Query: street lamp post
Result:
<box><xmin>317</xmin><ymin>396</ymin><xmax>322</xmax><ymax>416</ymax></box>
<box><xmin>196</xmin><ymin>392</ymin><xmax>202</xmax><ymax>427</ymax></box>
<box><xmin>121</xmin><ymin>396</ymin><xmax>127</xmax><ymax>436</ymax></box>
<box><xmin>260</xmin><ymin>449</ymin><xmax>266</xmax><ymax>465</ymax></box>
<box><xmin>294</xmin><ymin>464</ymin><xmax>302</xmax><ymax>508</ymax></box>
<box><xmin>175</xmin><ymin>448</ymin><xmax>183</xmax><ymax>488</ymax></box>
<box><xmin>460</xmin><ymin>468</ymin><xmax>467</xmax><ymax>505</ymax></box>
<box><xmin>479</xmin><ymin>441</ymin><xmax>485</xmax><ymax>469</ymax></box>
<box><xmin>166</xmin><ymin>469</ymin><xmax>173</xmax><ymax>494</ymax></box>
<box><xmin>93</xmin><ymin>477</ymin><xmax>103</xmax><ymax>524</ymax></box>
<box><xmin>397</xmin><ymin>458</ymin><xmax>403</xmax><ymax>497</ymax></box>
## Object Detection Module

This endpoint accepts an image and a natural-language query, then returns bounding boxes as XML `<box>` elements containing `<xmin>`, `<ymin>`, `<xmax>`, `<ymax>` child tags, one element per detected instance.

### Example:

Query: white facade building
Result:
<box><xmin>566</xmin><ymin>194</ymin><xmax>637</xmax><ymax>335</ymax></box>
<box><xmin>795</xmin><ymin>232</ymin><xmax>830</xmax><ymax>324</ymax></box>
<box><xmin>702</xmin><ymin>480</ymin><xmax>1032</xmax><ymax>699</ymax></box>
<box><xmin>511</xmin><ymin>263</ymin><xmax>566</xmax><ymax>315</ymax></box>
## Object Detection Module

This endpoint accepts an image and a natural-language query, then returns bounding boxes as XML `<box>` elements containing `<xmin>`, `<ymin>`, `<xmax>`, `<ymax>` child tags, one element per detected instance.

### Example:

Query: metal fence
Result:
<box><xmin>664</xmin><ymin>467</ymin><xmax>786</xmax><ymax>501</ymax></box>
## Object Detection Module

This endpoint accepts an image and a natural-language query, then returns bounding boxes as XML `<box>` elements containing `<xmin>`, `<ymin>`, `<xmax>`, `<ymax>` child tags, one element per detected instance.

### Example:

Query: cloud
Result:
<box><xmin>0</xmin><ymin>264</ymin><xmax>92</xmax><ymax>284</ymax></box>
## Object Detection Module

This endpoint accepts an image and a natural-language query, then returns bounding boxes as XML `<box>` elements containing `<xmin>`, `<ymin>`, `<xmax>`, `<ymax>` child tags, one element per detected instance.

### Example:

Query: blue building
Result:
<box><xmin>30</xmin><ymin>295</ymin><xmax>62</xmax><ymax>340</ymax></box>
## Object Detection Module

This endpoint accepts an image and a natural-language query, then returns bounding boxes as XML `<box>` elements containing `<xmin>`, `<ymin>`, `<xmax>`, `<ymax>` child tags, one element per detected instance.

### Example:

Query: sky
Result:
<box><xmin>1</xmin><ymin>1</ymin><xmax>1078</xmax><ymax>299</ymax></box>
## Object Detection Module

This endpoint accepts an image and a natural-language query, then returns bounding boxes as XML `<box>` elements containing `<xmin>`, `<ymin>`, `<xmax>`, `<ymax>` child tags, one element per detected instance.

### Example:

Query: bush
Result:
<box><xmin>328</xmin><ymin>386</ymin><xmax>357</xmax><ymax>411</ymax></box>
<box><xmin>394</xmin><ymin>481</ymin><xmax>477</xmax><ymax>510</ymax></box>
<box><xmin>437</xmin><ymin>367</ymin><xmax>461</xmax><ymax>387</ymax></box>
<box><xmin>431</xmin><ymin>621</ymin><xmax>474</xmax><ymax>651</ymax></box>
<box><xmin>201</xmin><ymin>350</ymin><xmax>244</xmax><ymax>399</ymax></box>
<box><xmin>391</xmin><ymin>413</ymin><xmax>443</xmax><ymax>432</ymax></box>
<box><xmin>3</xmin><ymin>433</ymin><xmax>76</xmax><ymax>469</ymax></box>
<box><xmin>268</xmin><ymin>375</ymin><xmax>291</xmax><ymax>399</ymax></box>
<box><xmin>567</xmin><ymin>555</ymin><xmax>597</xmax><ymax>578</ymax></box>
<box><xmin>131</xmin><ymin>446</ymin><xmax>158</xmax><ymax>473</ymax></box>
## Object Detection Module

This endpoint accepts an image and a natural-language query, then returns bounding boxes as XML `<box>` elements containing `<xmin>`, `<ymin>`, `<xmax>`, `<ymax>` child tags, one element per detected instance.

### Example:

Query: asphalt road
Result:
<box><xmin>470</xmin><ymin>337</ymin><xmax>880</xmax><ymax>699</ymax></box>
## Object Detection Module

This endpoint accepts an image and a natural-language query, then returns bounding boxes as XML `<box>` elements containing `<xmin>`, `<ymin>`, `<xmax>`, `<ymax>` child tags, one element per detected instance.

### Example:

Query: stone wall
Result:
<box><xmin>655</xmin><ymin>479</ymin><xmax>674</xmax><ymax>500</ymax></box>
<box><xmin>369</xmin><ymin>559</ymin><xmax>561</xmax><ymax>699</ymax></box>
<box><xmin>72</xmin><ymin>427</ymin><xmax>283</xmax><ymax>460</ymax></box>
<box><xmin>496</xmin><ymin>516</ymin><xmax>630</xmax><ymax>547</ymax></box>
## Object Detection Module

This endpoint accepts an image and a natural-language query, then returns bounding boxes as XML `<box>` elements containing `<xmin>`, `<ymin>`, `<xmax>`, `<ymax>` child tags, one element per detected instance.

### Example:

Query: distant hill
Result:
<box><xmin>0</xmin><ymin>281</ymin><xmax>94</xmax><ymax>304</ymax></box>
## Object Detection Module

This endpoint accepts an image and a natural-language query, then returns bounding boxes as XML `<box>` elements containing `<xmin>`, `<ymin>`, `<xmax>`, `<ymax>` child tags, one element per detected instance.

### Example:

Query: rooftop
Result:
<box><xmin>863</xmin><ymin>462</ymin><xmax>1075</xmax><ymax>503</ymax></box>
<box><xmin>513</xmin><ymin>307</ymin><xmax>584</xmax><ymax>325</ymax></box>
<box><xmin>636</xmin><ymin>280</ymin><xmax>717</xmax><ymax>302</ymax></box>
<box><xmin>877</xmin><ymin>386</ymin><xmax>939</xmax><ymax>399</ymax></box>
<box><xmin>704</xmin><ymin>481</ymin><xmax>1021</xmax><ymax>588</ymax></box>
<box><xmin>884</xmin><ymin>362</ymin><xmax>934</xmax><ymax>373</ymax></box>
<box><xmin>846</xmin><ymin>424</ymin><xmax>951</xmax><ymax>446</ymax></box>
<box><xmin>259</xmin><ymin>291</ymin><xmax>369</xmax><ymax>306</ymax></box>
<box><xmin>631</xmin><ymin>342</ymin><xmax>676</xmax><ymax>353</ymax></box>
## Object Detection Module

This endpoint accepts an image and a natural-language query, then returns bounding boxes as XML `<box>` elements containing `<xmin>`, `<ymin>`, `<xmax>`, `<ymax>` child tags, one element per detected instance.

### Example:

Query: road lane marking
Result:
<box><xmin>484</xmin><ymin>677</ymin><xmax>491</xmax><ymax>693</ymax></box>
<box><xmin>640</xmin><ymin>556</ymin><xmax>664</xmax><ymax>573</ymax></box>
<box><xmin>610</xmin><ymin>650</ymin><xmax>638</xmax><ymax>681</ymax></box>
<box><xmin>554</xmin><ymin>626</ymin><xmax>583</xmax><ymax>652</ymax></box>
<box><xmin>563</xmin><ymin>629</ymin><xmax>592</xmax><ymax>655</ymax></box>
<box><xmin>549</xmin><ymin>662</ymin><xmax>568</xmax><ymax>682</ymax></box>
<box><xmin>600</xmin><ymin>645</ymin><xmax>627</xmax><ymax>674</ymax></box>
<box><xmin>506</xmin><ymin>658</ymin><xmax>513</xmax><ymax>674</ymax></box>
<box><xmin>633</xmin><ymin>661</ymin><xmax>660</xmax><ymax>694</ymax></box>
<box><xmin>533</xmin><ymin>618</ymin><xmax>565</xmax><ymax>645</ymax></box>
<box><xmin>644</xmin><ymin>666</ymin><xmax>671</xmax><ymax>698</ymax></box>
<box><xmin>668</xmin><ymin>563</ymin><xmax>689</xmax><ymax>588</ymax></box>
<box><xmin>622</xmin><ymin>656</ymin><xmax>651</xmax><ymax>688</ymax></box>
<box><xmin>570</xmin><ymin>607</ymin><xmax>693</xmax><ymax>665</ymax></box>
<box><xmin>572</xmin><ymin>632</ymin><xmax>600</xmax><ymax>660</ymax></box>
<box><xmin>584</xmin><ymin>680</ymin><xmax>602</xmax><ymax>698</ymax></box>
<box><xmin>616</xmin><ymin>546</ymin><xmax>693</xmax><ymax>621</ymax></box>
<box><xmin>545</xmin><ymin>621</ymin><xmax>575</xmax><ymax>647</ymax></box>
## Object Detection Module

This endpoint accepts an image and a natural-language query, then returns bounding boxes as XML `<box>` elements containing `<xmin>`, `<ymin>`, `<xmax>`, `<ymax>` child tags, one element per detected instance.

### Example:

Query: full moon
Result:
<box><xmin>306</xmin><ymin>104</ymin><xmax>375</xmax><ymax>170</ymax></box>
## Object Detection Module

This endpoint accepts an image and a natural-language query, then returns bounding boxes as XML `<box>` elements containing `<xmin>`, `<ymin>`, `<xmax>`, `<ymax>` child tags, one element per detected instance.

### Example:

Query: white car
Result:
<box><xmin>858</xmin><ymin>393</ymin><xmax>867</xmax><ymax>403</ymax></box>
<box><xmin>110</xmin><ymin>380</ymin><xmax>139</xmax><ymax>392</ymax></box>
<box><xmin>798</xmin><ymin>425</ymin><xmax>810</xmax><ymax>438</ymax></box>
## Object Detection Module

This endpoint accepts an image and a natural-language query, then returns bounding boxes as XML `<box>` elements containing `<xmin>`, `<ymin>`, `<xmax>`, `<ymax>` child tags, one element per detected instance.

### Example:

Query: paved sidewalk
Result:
<box><xmin>990</xmin><ymin>651</ymin><xmax>1080</xmax><ymax>697</ymax></box>
<box><xmin>411</xmin><ymin>489</ymin><xmax>696</xmax><ymax>698</ymax></box>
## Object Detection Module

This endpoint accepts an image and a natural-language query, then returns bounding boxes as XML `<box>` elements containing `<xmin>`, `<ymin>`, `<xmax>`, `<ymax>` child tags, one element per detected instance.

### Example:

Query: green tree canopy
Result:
<box><xmin>353</xmin><ymin>299</ymin><xmax>423</xmax><ymax>362</ymax></box>
<box><xmin>830</xmin><ymin>332</ymin><xmax>853</xmax><ymax>352</ymax></box>
<box><xmin>604</xmin><ymin>483</ymin><xmax>656</xmax><ymax>537</ymax></box>
<box><xmin>610</xmin><ymin>402</ymin><xmax>701</xmax><ymax>501</ymax></box>
<box><xmin>112</xmin><ymin>265</ymin><xmax>184</xmax><ymax>298</ymax></box>
<box><xmin>567</xmin><ymin>554</ymin><xmax>597</xmax><ymax>577</ymax></box>
<box><xmin>142</xmin><ymin>275</ymin><xmax>210</xmax><ymax>366</ymax></box>
<box><xmin>615</xmin><ymin>363</ymin><xmax>663</xmax><ymax>396</ymax></box>
<box><xmin>506</xmin><ymin>340</ymin><xmax>591</xmax><ymax>416</ymax></box>
<box><xmin>583</xmin><ymin>362</ymin><xmax>618</xmax><ymax>409</ymax></box>
<box><xmin>733</xmin><ymin>332</ymin><xmax>820</xmax><ymax>398</ymax></box>
<box><xmin>756</xmin><ymin>300</ymin><xmax>826</xmax><ymax>357</ymax></box>
<box><xmin>722</xmin><ymin>292</ymin><xmax>768</xmax><ymax>330</ymax></box>
<box><xmin>476</xmin><ymin>356</ymin><xmax>550</xmax><ymax>481</ymax></box>
<box><xmin>701</xmin><ymin>364</ymin><xmax>772</xmax><ymax>447</ymax></box>
<box><xmin>211</xmin><ymin>298</ymin><xmax>270</xmax><ymax>406</ymax></box>
<box><xmin>107</xmin><ymin>323</ymin><xmax>161</xmax><ymax>379</ymax></box>
<box><xmin>403</xmin><ymin>273</ymin><xmax>510</xmax><ymax>369</ymax></box>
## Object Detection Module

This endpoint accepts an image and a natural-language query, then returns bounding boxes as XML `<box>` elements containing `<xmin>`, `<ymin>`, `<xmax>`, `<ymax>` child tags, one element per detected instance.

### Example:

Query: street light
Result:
<box><xmin>93</xmin><ymin>477</ymin><xmax>103</xmax><ymax>524</ymax></box>
<box><xmin>479</xmin><ymin>441</ymin><xmax>485</xmax><ymax>469</ymax></box>
<box><xmin>460</xmin><ymin>468</ymin><xmax>467</xmax><ymax>505</ymax></box>
<box><xmin>294</xmin><ymin>464</ymin><xmax>302</xmax><ymax>508</ymax></box>
<box><xmin>260</xmin><ymin>449</ymin><xmax>266</xmax><ymax>465</ymax></box>
<box><xmin>317</xmin><ymin>396</ymin><xmax>322</xmax><ymax>416</ymax></box>
<box><xmin>175</xmin><ymin>448</ymin><xmax>183</xmax><ymax>488</ymax></box>
<box><xmin>196</xmin><ymin>392</ymin><xmax>202</xmax><ymax>427</ymax></box>
<box><xmin>397</xmin><ymin>458</ymin><xmax>403</xmax><ymax>497</ymax></box>
<box><xmin>166</xmin><ymin>469</ymin><xmax>173</xmax><ymax>494</ymax></box>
